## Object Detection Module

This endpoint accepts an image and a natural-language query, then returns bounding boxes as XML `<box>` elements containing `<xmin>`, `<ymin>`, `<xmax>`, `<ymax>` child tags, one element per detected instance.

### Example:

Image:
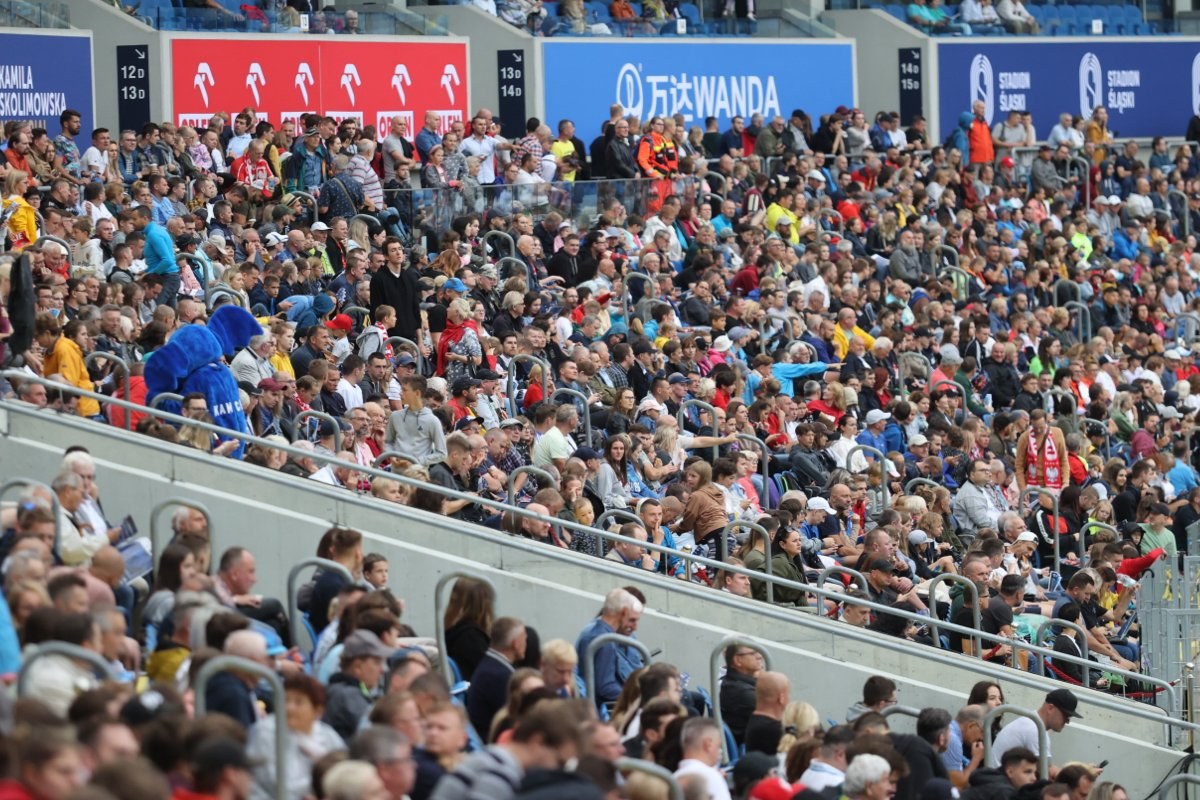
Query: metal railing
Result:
<box><xmin>149</xmin><ymin>392</ymin><xmax>183</xmax><ymax>411</ymax></box>
<box><xmin>1158</xmin><ymin>773</ymin><xmax>1200</xmax><ymax>800</ymax></box>
<box><xmin>1052</xmin><ymin>279</ymin><xmax>1081</xmax><ymax>305</ymax></box>
<box><xmin>898</xmin><ymin>351</ymin><xmax>933</xmax><ymax>388</ymax></box>
<box><xmin>551</xmin><ymin>387</ymin><xmax>592</xmax><ymax>445</ymax></box>
<box><xmin>507</xmin><ymin>465</ymin><xmax>555</xmax><ymax>506</ymax></box>
<box><xmin>677</xmin><ymin>399</ymin><xmax>720</xmax><ymax>460</ymax></box>
<box><xmin>846</xmin><ymin>444</ymin><xmax>889</xmax><ymax>509</ymax></box>
<box><xmin>17</xmin><ymin>642</ymin><xmax>115</xmax><ymax>696</ymax></box>
<box><xmin>149</xmin><ymin>497</ymin><xmax>213</xmax><ymax>563</ymax></box>
<box><xmin>295</xmin><ymin>409</ymin><xmax>341</xmax><ymax>451</ymax></box>
<box><xmin>1</xmin><ymin>374</ymin><xmax>1190</xmax><ymax>737</ymax></box>
<box><xmin>982</xmin><ymin>704</ymin><xmax>1048</xmax><ymax>779</ymax></box>
<box><xmin>725</xmin><ymin>521</ymin><xmax>773</xmax><ymax>603</ymax></box>
<box><xmin>1169</xmin><ymin>189</ymin><xmax>1191</xmax><ymax>239</ymax></box>
<box><xmin>926</xmin><ymin>573</ymin><xmax>980</xmax><ymax>655</ymax></box>
<box><xmin>1064</xmin><ymin>300</ymin><xmax>1093</xmax><ymax>343</ymax></box>
<box><xmin>194</xmin><ymin>656</ymin><xmax>287</xmax><ymax>800</ymax></box>
<box><xmin>287</xmin><ymin>558</ymin><xmax>355</xmax><ymax>659</ymax></box>
<box><xmin>623</xmin><ymin>272</ymin><xmax>659</xmax><ymax>323</ymax></box>
<box><xmin>1069</xmin><ymin>156</ymin><xmax>1092</xmax><ymax>212</ymax></box>
<box><xmin>1033</xmin><ymin>618</ymin><xmax>1090</xmax><ymax>676</ymax></box>
<box><xmin>734</xmin><ymin>434</ymin><xmax>771</xmax><ymax>509</ymax></box>
<box><xmin>818</xmin><ymin>565</ymin><xmax>869</xmax><ymax>592</ymax></box>
<box><xmin>482</xmin><ymin>230</ymin><xmax>515</xmax><ymax>260</ymax></box>
<box><xmin>582</xmin><ymin>632</ymin><xmax>653</xmax><ymax>705</ymax></box>
<box><xmin>84</xmin><ymin>351</ymin><xmax>131</xmax><ymax>430</ymax></box>
<box><xmin>434</xmin><ymin>572</ymin><xmax>496</xmax><ymax>685</ymax></box>
<box><xmin>505</xmin><ymin>354</ymin><xmax>551</xmax><ymax>416</ymax></box>
<box><xmin>385</xmin><ymin>336</ymin><xmax>425</xmax><ymax>374</ymax></box>
<box><xmin>0</xmin><ymin>477</ymin><xmax>61</xmax><ymax>555</ymax></box>
<box><xmin>615</xmin><ymin>758</ymin><xmax>683</xmax><ymax>800</ymax></box>
<box><xmin>709</xmin><ymin>635</ymin><xmax>772</xmax><ymax>763</ymax></box>
<box><xmin>178</xmin><ymin>253</ymin><xmax>212</xmax><ymax>298</ymax></box>
<box><xmin>373</xmin><ymin>449</ymin><xmax>423</xmax><ymax>468</ymax></box>
<box><xmin>1019</xmin><ymin>486</ymin><xmax>1069</xmax><ymax>572</ymax></box>
<box><xmin>905</xmin><ymin>477</ymin><xmax>942</xmax><ymax>494</ymax></box>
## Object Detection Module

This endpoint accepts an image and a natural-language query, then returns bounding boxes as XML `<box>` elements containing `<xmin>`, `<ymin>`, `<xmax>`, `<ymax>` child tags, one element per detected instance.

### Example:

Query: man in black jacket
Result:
<box><xmin>891</xmin><ymin>707</ymin><xmax>951</xmax><ymax>800</ymax></box>
<box><xmin>719</xmin><ymin>643</ymin><xmax>763</xmax><ymax>745</ymax></box>
<box><xmin>369</xmin><ymin>237</ymin><xmax>422</xmax><ymax>341</ymax></box>
<box><xmin>982</xmin><ymin>343</ymin><xmax>1021</xmax><ymax>410</ymax></box>
<box><xmin>961</xmin><ymin>747</ymin><xmax>1040</xmax><ymax>800</ymax></box>
<box><xmin>465</xmin><ymin>616</ymin><xmax>527</xmax><ymax>737</ymax></box>
<box><xmin>605</xmin><ymin>119</ymin><xmax>638</xmax><ymax>179</ymax></box>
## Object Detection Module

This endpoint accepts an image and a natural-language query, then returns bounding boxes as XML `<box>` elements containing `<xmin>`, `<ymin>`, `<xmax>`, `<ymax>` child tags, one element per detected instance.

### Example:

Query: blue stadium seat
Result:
<box><xmin>543</xmin><ymin>1</ymin><xmax>558</xmax><ymax>15</ymax></box>
<box><xmin>629</xmin><ymin>1</ymin><xmax>642</xmax><ymax>13</ymax></box>
<box><xmin>678</xmin><ymin>2</ymin><xmax>703</xmax><ymax>28</ymax></box>
<box><xmin>586</xmin><ymin>1</ymin><xmax>612</xmax><ymax>22</ymax></box>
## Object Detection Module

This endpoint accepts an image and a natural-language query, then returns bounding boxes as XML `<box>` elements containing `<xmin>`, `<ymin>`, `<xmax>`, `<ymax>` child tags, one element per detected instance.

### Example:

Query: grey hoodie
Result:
<box><xmin>384</xmin><ymin>405</ymin><xmax>447</xmax><ymax>465</ymax></box>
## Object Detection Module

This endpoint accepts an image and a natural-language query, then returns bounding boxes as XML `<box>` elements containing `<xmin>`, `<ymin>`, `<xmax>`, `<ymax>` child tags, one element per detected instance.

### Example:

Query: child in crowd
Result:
<box><xmin>363</xmin><ymin>553</ymin><xmax>390</xmax><ymax>590</ymax></box>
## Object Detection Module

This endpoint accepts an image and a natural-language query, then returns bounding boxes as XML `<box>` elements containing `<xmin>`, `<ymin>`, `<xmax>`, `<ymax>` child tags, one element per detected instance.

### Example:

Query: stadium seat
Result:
<box><xmin>678</xmin><ymin>2</ymin><xmax>703</xmax><ymax>29</ymax></box>
<box><xmin>543</xmin><ymin>1</ymin><xmax>558</xmax><ymax>15</ymax></box>
<box><xmin>586</xmin><ymin>1</ymin><xmax>612</xmax><ymax>22</ymax></box>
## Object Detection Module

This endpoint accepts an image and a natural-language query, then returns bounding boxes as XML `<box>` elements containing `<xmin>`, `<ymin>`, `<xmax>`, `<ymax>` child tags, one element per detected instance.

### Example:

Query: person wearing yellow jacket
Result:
<box><xmin>832</xmin><ymin>306</ymin><xmax>875</xmax><ymax>360</ymax></box>
<box><xmin>1</xmin><ymin>170</ymin><xmax>39</xmax><ymax>251</ymax></box>
<box><xmin>36</xmin><ymin>314</ymin><xmax>101</xmax><ymax>418</ymax></box>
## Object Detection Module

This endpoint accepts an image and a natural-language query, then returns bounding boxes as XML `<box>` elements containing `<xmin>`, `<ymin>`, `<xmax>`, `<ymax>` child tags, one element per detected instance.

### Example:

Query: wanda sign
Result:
<box><xmin>171</xmin><ymin>38</ymin><xmax>468</xmax><ymax>139</ymax></box>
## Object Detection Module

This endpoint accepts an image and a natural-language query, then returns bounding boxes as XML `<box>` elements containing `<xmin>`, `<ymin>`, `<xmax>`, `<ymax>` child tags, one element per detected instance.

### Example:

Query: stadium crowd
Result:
<box><xmin>0</xmin><ymin>90</ymin><xmax>1192</xmax><ymax>800</ymax></box>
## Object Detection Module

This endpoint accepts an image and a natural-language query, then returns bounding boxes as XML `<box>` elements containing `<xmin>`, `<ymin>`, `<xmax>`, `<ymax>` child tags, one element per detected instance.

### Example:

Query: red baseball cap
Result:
<box><xmin>325</xmin><ymin>314</ymin><xmax>353</xmax><ymax>332</ymax></box>
<box><xmin>749</xmin><ymin>777</ymin><xmax>804</xmax><ymax>800</ymax></box>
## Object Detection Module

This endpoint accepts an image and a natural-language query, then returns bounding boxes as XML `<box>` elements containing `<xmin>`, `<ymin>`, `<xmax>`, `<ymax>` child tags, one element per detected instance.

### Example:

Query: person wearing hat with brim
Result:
<box><xmin>323</xmin><ymin>629</ymin><xmax>394</xmax><ymax>740</ymax></box>
<box><xmin>988</xmin><ymin>688</ymin><xmax>1080</xmax><ymax>774</ymax></box>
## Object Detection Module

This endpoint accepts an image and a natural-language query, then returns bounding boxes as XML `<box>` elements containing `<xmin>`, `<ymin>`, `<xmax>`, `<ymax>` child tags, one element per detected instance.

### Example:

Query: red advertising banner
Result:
<box><xmin>171</xmin><ymin>38</ymin><xmax>468</xmax><ymax>140</ymax></box>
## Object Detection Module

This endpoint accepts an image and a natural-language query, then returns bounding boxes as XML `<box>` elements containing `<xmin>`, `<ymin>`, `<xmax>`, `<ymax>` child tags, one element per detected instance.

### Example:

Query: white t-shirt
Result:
<box><xmin>81</xmin><ymin>146</ymin><xmax>107</xmax><ymax>181</ymax></box>
<box><xmin>532</xmin><ymin>426</ymin><xmax>573</xmax><ymax>469</ymax></box>
<box><xmin>227</xmin><ymin>133</ymin><xmax>252</xmax><ymax>159</ymax></box>
<box><xmin>674</xmin><ymin>760</ymin><xmax>731</xmax><ymax>800</ymax></box>
<box><xmin>461</xmin><ymin>134</ymin><xmax>499</xmax><ymax>183</ymax></box>
<box><xmin>988</xmin><ymin>715</ymin><xmax>1049</xmax><ymax>767</ymax></box>
<box><xmin>336</xmin><ymin>378</ymin><xmax>364</xmax><ymax>411</ymax></box>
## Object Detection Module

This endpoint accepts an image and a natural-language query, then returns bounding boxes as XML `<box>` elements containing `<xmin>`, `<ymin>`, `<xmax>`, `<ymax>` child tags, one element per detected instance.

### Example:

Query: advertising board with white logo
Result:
<box><xmin>938</xmin><ymin>40</ymin><xmax>1199</xmax><ymax>139</ymax></box>
<box><xmin>542</xmin><ymin>40</ymin><xmax>855</xmax><ymax>141</ymax></box>
<box><xmin>171</xmin><ymin>38</ymin><xmax>468</xmax><ymax>140</ymax></box>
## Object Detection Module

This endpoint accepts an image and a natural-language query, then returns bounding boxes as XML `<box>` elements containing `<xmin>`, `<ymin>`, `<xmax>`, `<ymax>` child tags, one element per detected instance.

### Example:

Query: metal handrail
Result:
<box><xmin>846</xmin><ymin>444</ymin><xmax>889</xmax><ymax>510</ymax></box>
<box><xmin>373</xmin><ymin>449</ymin><xmax>423</xmax><ymax>468</ymax></box>
<box><xmin>1052</xmin><ymin>279</ymin><xmax>1081</xmax><ymax>305</ymax></box>
<box><xmin>905</xmin><ymin>477</ymin><xmax>942</xmax><ymax>495</ymax></box>
<box><xmin>709</xmin><ymin>635</ymin><xmax>773</xmax><ymax>763</ymax></box>
<box><xmin>926</xmin><ymin>573</ymin><xmax>981</xmax><ymax>656</ymax></box>
<box><xmin>820</xmin><ymin>208</ymin><xmax>844</xmax><ymax>234</ymax></box>
<box><xmin>1069</xmin><ymin>156</ymin><xmax>1092</xmax><ymax>212</ymax></box>
<box><xmin>817</xmin><ymin>565</ymin><xmax>869</xmax><ymax>592</ymax></box>
<box><xmin>881</xmin><ymin>703</ymin><xmax>922</xmax><ymax>720</ymax></box>
<box><xmin>550</xmin><ymin>387</ymin><xmax>592</xmax><ymax>446</ymax></box>
<box><xmin>0</xmin><ymin>374</ymin><xmax>1184</xmax><ymax>726</ymax></box>
<box><xmin>677</xmin><ymin>399</ymin><xmax>720</xmax><ymax>460</ymax></box>
<box><xmin>982</xmin><ymin>704</ymin><xmax>1048</xmax><ymax>779</ymax></box>
<box><xmin>506</xmin><ymin>353</ymin><xmax>551</xmax><ymax>417</ymax></box>
<box><xmin>290</xmin><ymin>190</ymin><xmax>317</xmax><ymax>225</ymax></box>
<box><xmin>17</xmin><ymin>642</ymin><xmax>116</xmax><ymax>696</ymax></box>
<box><xmin>1064</xmin><ymin>301</ymin><xmax>1092</xmax><ymax>343</ymax></box>
<box><xmin>1034</xmin><ymin>618</ymin><xmax>1091</xmax><ymax>677</ymax></box>
<box><xmin>1082</xmin><ymin>417</ymin><xmax>1114</xmax><ymax>458</ymax></box>
<box><xmin>0</xmin><ymin>478</ymin><xmax>61</xmax><ymax>557</ymax></box>
<box><xmin>583</xmin><ymin>632</ymin><xmax>653</xmax><ymax>707</ymax></box>
<box><xmin>295</xmin><ymin>409</ymin><xmax>341</xmax><ymax>452</ymax></box>
<box><xmin>791</xmin><ymin>340</ymin><xmax>819</xmax><ymax>363</ymax></box>
<box><xmin>496</xmin><ymin>256</ymin><xmax>532</xmax><ymax>287</ymax></box>
<box><xmin>725</xmin><ymin>520</ymin><xmax>773</xmax><ymax>604</ymax></box>
<box><xmin>482</xmin><ymin>229</ymin><xmax>516</xmax><ymax>260</ymax></box>
<box><xmin>1080</xmin><ymin>520</ymin><xmax>1120</xmax><ymax>542</ymax></box>
<box><xmin>1176</xmin><ymin>312</ymin><xmax>1200</xmax><ymax>345</ymax></box>
<box><xmin>596</xmin><ymin>509</ymin><xmax>643</xmax><ymax>531</ymax></box>
<box><xmin>149</xmin><ymin>392</ymin><xmax>183</xmax><ymax>411</ymax></box>
<box><xmin>931</xmin><ymin>379</ymin><xmax>968</xmax><ymax>420</ymax></box>
<box><xmin>1158</xmin><ymin>774</ymin><xmax>1200</xmax><ymax>800</ymax></box>
<box><xmin>623</xmin><ymin>272</ymin><xmax>658</xmax><ymax>323</ymax></box>
<box><xmin>939</xmin><ymin>266</ymin><xmax>974</xmax><ymax>302</ymax></box>
<box><xmin>194</xmin><ymin>655</ymin><xmax>287</xmax><ymax>800</ymax></box>
<box><xmin>615</xmin><ymin>758</ymin><xmax>683</xmax><ymax>800</ymax></box>
<box><xmin>734</xmin><ymin>434</ymin><xmax>771</xmax><ymax>510</ymax></box>
<box><xmin>434</xmin><ymin>572</ymin><xmax>497</xmax><ymax>685</ymax></box>
<box><xmin>935</xmin><ymin>243</ymin><xmax>960</xmax><ymax>272</ymax></box>
<box><xmin>149</xmin><ymin>497</ymin><xmax>213</xmax><ymax>564</ymax></box>
<box><xmin>507</xmin><ymin>465</ymin><xmax>555</xmax><ymax>506</ymax></box>
<box><xmin>897</xmin><ymin>351</ymin><xmax>932</xmax><ymax>389</ymax></box>
<box><xmin>287</xmin><ymin>558</ymin><xmax>355</xmax><ymax>659</ymax></box>
<box><xmin>385</xmin><ymin>336</ymin><xmax>425</xmax><ymax>374</ymax></box>
<box><xmin>84</xmin><ymin>351</ymin><xmax>131</xmax><ymax>430</ymax></box>
<box><xmin>1019</xmin><ymin>486</ymin><xmax>1068</xmax><ymax>572</ymax></box>
<box><xmin>1168</xmin><ymin>189</ymin><xmax>1191</xmax><ymax>239</ymax></box>
<box><xmin>33</xmin><ymin>234</ymin><xmax>73</xmax><ymax>266</ymax></box>
<box><xmin>341</xmin><ymin>304</ymin><xmax>370</xmax><ymax>323</ymax></box>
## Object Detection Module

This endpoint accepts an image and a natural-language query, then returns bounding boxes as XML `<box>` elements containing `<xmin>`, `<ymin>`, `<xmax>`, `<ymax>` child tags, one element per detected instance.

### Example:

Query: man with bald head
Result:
<box><xmin>518</xmin><ymin>502</ymin><xmax>553</xmax><ymax>544</ymax></box>
<box><xmin>744</xmin><ymin>671</ymin><xmax>791</xmax><ymax>755</ymax></box>
<box><xmin>206</xmin><ymin>629</ymin><xmax>268</xmax><ymax>727</ymax></box>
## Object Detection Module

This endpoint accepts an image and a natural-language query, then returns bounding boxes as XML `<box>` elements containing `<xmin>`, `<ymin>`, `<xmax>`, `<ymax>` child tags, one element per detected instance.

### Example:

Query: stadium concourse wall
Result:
<box><xmin>818</xmin><ymin>14</ymin><xmax>1200</xmax><ymax>144</ymax></box>
<box><xmin>0</xmin><ymin>399</ymin><xmax>1187</xmax><ymax>792</ymax></box>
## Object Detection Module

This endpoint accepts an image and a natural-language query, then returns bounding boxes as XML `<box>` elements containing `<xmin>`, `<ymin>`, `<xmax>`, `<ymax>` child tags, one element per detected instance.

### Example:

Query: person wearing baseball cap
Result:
<box><xmin>989</xmin><ymin>688</ymin><xmax>1080</xmax><ymax>769</ymax></box>
<box><xmin>858</xmin><ymin>409</ymin><xmax>891</xmax><ymax>455</ymax></box>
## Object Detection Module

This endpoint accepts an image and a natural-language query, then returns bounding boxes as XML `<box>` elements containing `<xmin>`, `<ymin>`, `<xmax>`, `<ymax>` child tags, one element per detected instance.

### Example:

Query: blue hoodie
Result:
<box><xmin>945</xmin><ymin>112</ymin><xmax>972</xmax><ymax>160</ymax></box>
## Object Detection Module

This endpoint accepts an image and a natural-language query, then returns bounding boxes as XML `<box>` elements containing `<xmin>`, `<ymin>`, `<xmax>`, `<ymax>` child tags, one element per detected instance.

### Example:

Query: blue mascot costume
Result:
<box><xmin>144</xmin><ymin>306</ymin><xmax>263</xmax><ymax>459</ymax></box>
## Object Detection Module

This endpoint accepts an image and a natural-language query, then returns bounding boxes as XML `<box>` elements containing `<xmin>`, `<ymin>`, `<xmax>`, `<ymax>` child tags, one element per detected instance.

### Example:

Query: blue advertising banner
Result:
<box><xmin>542</xmin><ymin>40</ymin><xmax>855</xmax><ymax>139</ymax></box>
<box><xmin>0</xmin><ymin>32</ymin><xmax>93</xmax><ymax>136</ymax></box>
<box><xmin>937</xmin><ymin>39</ymin><xmax>1200</xmax><ymax>141</ymax></box>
